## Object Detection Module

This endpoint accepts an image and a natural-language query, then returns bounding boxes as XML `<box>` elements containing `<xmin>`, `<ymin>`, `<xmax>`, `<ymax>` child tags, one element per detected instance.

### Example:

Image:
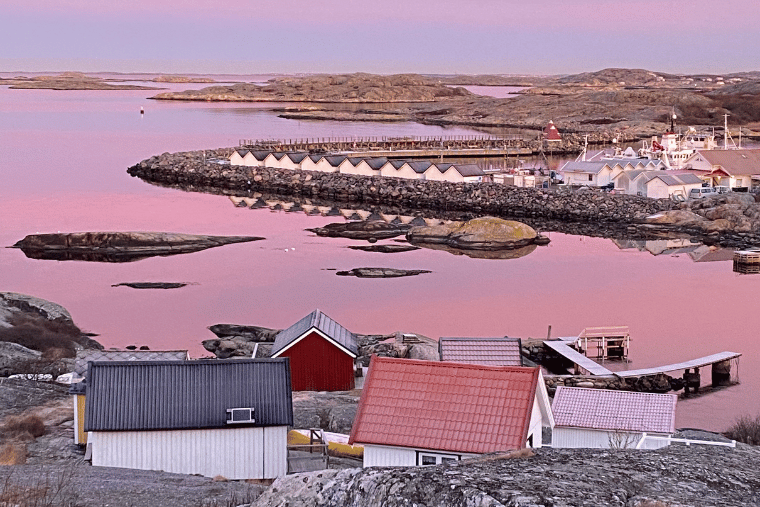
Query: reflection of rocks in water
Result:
<box><xmin>413</xmin><ymin>241</ymin><xmax>538</xmax><ymax>260</ymax></box>
<box><xmin>336</xmin><ymin>268</ymin><xmax>431</xmax><ymax>278</ymax></box>
<box><xmin>12</xmin><ymin>232</ymin><xmax>264</xmax><ymax>263</ymax></box>
<box><xmin>406</xmin><ymin>216</ymin><xmax>547</xmax><ymax>259</ymax></box>
<box><xmin>347</xmin><ymin>244</ymin><xmax>420</xmax><ymax>253</ymax></box>
<box><xmin>307</xmin><ymin>221</ymin><xmax>410</xmax><ymax>241</ymax></box>
<box><xmin>111</xmin><ymin>282</ymin><xmax>189</xmax><ymax>289</ymax></box>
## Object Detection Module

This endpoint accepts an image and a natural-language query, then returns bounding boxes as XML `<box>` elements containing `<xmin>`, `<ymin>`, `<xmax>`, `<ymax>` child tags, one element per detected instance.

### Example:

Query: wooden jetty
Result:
<box><xmin>543</xmin><ymin>340</ymin><xmax>614</xmax><ymax>376</ymax></box>
<box><xmin>238</xmin><ymin>135</ymin><xmax>551</xmax><ymax>159</ymax></box>
<box><xmin>733</xmin><ymin>249</ymin><xmax>760</xmax><ymax>274</ymax></box>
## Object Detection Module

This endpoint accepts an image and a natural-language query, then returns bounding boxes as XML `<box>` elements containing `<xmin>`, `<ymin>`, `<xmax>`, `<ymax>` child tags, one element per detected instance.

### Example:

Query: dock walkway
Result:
<box><xmin>614</xmin><ymin>351</ymin><xmax>741</xmax><ymax>378</ymax></box>
<box><xmin>543</xmin><ymin>340</ymin><xmax>613</xmax><ymax>376</ymax></box>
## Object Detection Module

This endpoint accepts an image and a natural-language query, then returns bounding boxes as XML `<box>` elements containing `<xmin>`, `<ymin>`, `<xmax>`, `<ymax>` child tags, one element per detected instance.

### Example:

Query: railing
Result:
<box><xmin>635</xmin><ymin>432</ymin><xmax>737</xmax><ymax>449</ymax></box>
<box><xmin>287</xmin><ymin>428</ymin><xmax>329</xmax><ymax>473</ymax></box>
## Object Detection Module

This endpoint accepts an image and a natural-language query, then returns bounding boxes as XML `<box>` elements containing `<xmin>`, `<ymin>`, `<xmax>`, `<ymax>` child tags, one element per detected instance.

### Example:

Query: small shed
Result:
<box><xmin>438</xmin><ymin>337</ymin><xmax>523</xmax><ymax>366</ymax></box>
<box><xmin>270</xmin><ymin>309</ymin><xmax>358</xmax><ymax>391</ymax></box>
<box><xmin>349</xmin><ymin>356</ymin><xmax>554</xmax><ymax>467</ymax></box>
<box><xmin>576</xmin><ymin>326</ymin><xmax>630</xmax><ymax>360</ymax></box>
<box><xmin>551</xmin><ymin>386</ymin><xmax>677</xmax><ymax>449</ymax></box>
<box><xmin>71</xmin><ymin>349</ymin><xmax>189</xmax><ymax>445</ymax></box>
<box><xmin>85</xmin><ymin>358</ymin><xmax>293</xmax><ymax>479</ymax></box>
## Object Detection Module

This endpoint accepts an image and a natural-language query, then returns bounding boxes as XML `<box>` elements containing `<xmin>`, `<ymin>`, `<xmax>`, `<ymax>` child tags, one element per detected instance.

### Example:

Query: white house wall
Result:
<box><xmin>90</xmin><ymin>425</ymin><xmax>288</xmax><ymax>480</ymax></box>
<box><xmin>551</xmin><ymin>427</ymin><xmax>670</xmax><ymax>450</ymax></box>
<box><xmin>362</xmin><ymin>444</ymin><xmax>477</xmax><ymax>467</ymax></box>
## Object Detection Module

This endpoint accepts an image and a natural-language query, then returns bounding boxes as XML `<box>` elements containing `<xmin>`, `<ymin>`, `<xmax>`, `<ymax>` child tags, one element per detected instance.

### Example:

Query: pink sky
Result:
<box><xmin>3</xmin><ymin>0</ymin><xmax>758</xmax><ymax>74</ymax></box>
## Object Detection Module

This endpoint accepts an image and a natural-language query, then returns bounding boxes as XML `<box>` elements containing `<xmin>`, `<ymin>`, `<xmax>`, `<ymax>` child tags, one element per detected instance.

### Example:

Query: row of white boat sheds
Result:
<box><xmin>230</xmin><ymin>149</ymin><xmax>487</xmax><ymax>183</ymax></box>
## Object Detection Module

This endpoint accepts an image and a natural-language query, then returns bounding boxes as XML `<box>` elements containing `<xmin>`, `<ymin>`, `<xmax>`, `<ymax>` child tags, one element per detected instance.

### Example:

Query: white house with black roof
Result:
<box><xmin>85</xmin><ymin>358</ymin><xmax>293</xmax><ymax>480</ymax></box>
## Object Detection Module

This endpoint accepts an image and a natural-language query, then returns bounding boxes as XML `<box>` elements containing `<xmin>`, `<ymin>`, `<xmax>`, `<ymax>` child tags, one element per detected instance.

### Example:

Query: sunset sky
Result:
<box><xmin>3</xmin><ymin>0</ymin><xmax>758</xmax><ymax>75</ymax></box>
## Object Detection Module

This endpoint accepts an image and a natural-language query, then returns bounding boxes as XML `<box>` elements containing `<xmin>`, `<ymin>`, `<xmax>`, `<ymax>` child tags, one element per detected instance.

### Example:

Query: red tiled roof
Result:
<box><xmin>439</xmin><ymin>337</ymin><xmax>522</xmax><ymax>367</ymax></box>
<box><xmin>348</xmin><ymin>356</ymin><xmax>539</xmax><ymax>454</ymax></box>
<box><xmin>552</xmin><ymin>386</ymin><xmax>677</xmax><ymax>433</ymax></box>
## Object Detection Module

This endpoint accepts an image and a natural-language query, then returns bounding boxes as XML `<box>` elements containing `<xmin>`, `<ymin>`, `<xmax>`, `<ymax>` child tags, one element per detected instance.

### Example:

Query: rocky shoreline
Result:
<box><xmin>129</xmin><ymin>150</ymin><xmax>760</xmax><ymax>249</ymax></box>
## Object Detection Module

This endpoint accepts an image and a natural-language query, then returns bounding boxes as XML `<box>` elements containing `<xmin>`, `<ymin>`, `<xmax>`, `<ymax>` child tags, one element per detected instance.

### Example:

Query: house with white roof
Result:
<box><xmin>637</xmin><ymin>171</ymin><xmax>705</xmax><ymax>199</ymax></box>
<box><xmin>561</xmin><ymin>161</ymin><xmax>616</xmax><ymax>186</ymax></box>
<box><xmin>349</xmin><ymin>357</ymin><xmax>554</xmax><ymax>467</ymax></box>
<box><xmin>551</xmin><ymin>386</ymin><xmax>677</xmax><ymax>449</ymax></box>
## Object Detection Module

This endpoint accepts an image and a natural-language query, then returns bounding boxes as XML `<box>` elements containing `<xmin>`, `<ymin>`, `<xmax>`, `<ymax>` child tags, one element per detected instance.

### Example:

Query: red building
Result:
<box><xmin>544</xmin><ymin>120</ymin><xmax>562</xmax><ymax>142</ymax></box>
<box><xmin>270</xmin><ymin>309</ymin><xmax>358</xmax><ymax>391</ymax></box>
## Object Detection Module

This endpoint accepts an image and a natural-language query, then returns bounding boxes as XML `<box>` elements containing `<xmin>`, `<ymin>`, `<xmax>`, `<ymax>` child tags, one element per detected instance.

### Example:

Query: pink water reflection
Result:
<box><xmin>2</xmin><ymin>83</ymin><xmax>759</xmax><ymax>433</ymax></box>
<box><xmin>3</xmin><ymin>189</ymin><xmax>759</xmax><ymax>431</ymax></box>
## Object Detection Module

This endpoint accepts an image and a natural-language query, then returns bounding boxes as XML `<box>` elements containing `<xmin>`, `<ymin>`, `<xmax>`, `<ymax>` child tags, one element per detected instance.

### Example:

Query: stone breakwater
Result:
<box><xmin>128</xmin><ymin>150</ymin><xmax>672</xmax><ymax>224</ymax></box>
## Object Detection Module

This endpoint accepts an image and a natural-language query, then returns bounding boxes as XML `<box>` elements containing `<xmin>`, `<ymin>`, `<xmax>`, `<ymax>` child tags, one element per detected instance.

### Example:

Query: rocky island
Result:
<box><xmin>11</xmin><ymin>231</ymin><xmax>264</xmax><ymax>262</ymax></box>
<box><xmin>148</xmin><ymin>69</ymin><xmax>760</xmax><ymax>138</ymax></box>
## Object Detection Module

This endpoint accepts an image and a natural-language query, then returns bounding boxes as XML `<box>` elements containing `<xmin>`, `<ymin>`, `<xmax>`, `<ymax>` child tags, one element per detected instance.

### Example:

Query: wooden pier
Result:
<box><xmin>733</xmin><ymin>249</ymin><xmax>760</xmax><ymax>274</ymax></box>
<box><xmin>239</xmin><ymin>135</ymin><xmax>555</xmax><ymax>158</ymax></box>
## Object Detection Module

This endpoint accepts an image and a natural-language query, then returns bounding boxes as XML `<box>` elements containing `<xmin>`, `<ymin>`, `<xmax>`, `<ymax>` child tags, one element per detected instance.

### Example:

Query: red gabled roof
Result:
<box><xmin>543</xmin><ymin>120</ymin><xmax>562</xmax><ymax>141</ymax></box>
<box><xmin>348</xmin><ymin>356</ymin><xmax>539</xmax><ymax>454</ymax></box>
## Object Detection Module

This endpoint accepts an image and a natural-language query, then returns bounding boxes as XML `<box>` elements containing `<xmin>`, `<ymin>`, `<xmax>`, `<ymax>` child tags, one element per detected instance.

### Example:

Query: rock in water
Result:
<box><xmin>11</xmin><ymin>232</ymin><xmax>264</xmax><ymax>262</ymax></box>
<box><xmin>406</xmin><ymin>217</ymin><xmax>547</xmax><ymax>258</ymax></box>
<box><xmin>111</xmin><ymin>282</ymin><xmax>189</xmax><ymax>289</ymax></box>
<box><xmin>335</xmin><ymin>268</ymin><xmax>431</xmax><ymax>278</ymax></box>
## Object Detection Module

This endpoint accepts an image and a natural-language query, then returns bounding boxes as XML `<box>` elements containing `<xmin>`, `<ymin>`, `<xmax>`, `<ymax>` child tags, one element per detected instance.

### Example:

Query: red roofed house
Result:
<box><xmin>349</xmin><ymin>356</ymin><xmax>554</xmax><ymax>467</ymax></box>
<box><xmin>270</xmin><ymin>309</ymin><xmax>358</xmax><ymax>392</ymax></box>
<box><xmin>543</xmin><ymin>120</ymin><xmax>562</xmax><ymax>142</ymax></box>
<box><xmin>551</xmin><ymin>386</ymin><xmax>677</xmax><ymax>449</ymax></box>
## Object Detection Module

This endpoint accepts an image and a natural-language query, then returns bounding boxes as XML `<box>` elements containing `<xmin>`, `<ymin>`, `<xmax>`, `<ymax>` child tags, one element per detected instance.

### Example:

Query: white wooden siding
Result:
<box><xmin>90</xmin><ymin>425</ymin><xmax>288</xmax><ymax>479</ymax></box>
<box><xmin>551</xmin><ymin>427</ymin><xmax>670</xmax><ymax>449</ymax></box>
<box><xmin>363</xmin><ymin>444</ymin><xmax>477</xmax><ymax>467</ymax></box>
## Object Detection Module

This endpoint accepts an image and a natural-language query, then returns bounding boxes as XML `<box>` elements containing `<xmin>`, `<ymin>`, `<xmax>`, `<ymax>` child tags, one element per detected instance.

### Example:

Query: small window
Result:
<box><xmin>441</xmin><ymin>457</ymin><xmax>457</xmax><ymax>464</ymax></box>
<box><xmin>420</xmin><ymin>455</ymin><xmax>437</xmax><ymax>466</ymax></box>
<box><xmin>588</xmin><ymin>174</ymin><xmax>593</xmax><ymax>181</ymax></box>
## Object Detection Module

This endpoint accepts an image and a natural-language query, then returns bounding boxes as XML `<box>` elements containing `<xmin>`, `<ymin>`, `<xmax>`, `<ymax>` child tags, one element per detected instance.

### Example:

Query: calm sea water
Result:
<box><xmin>1</xmin><ymin>77</ymin><xmax>758</xmax><ymax>432</ymax></box>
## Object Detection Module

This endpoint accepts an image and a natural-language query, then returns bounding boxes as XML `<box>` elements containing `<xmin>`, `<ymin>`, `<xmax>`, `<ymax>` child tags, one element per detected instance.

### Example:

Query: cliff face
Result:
<box><xmin>253</xmin><ymin>445</ymin><xmax>760</xmax><ymax>507</ymax></box>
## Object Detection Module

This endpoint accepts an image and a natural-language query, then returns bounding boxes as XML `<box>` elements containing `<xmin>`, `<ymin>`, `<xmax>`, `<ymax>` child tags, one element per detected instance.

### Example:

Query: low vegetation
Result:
<box><xmin>0</xmin><ymin>313</ymin><xmax>85</xmax><ymax>357</ymax></box>
<box><xmin>724</xmin><ymin>413</ymin><xmax>760</xmax><ymax>445</ymax></box>
<box><xmin>0</xmin><ymin>469</ymin><xmax>79</xmax><ymax>507</ymax></box>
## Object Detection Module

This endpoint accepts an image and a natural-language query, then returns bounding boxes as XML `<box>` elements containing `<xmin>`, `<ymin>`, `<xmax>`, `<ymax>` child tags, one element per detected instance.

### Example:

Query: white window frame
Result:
<box><xmin>416</xmin><ymin>451</ymin><xmax>461</xmax><ymax>466</ymax></box>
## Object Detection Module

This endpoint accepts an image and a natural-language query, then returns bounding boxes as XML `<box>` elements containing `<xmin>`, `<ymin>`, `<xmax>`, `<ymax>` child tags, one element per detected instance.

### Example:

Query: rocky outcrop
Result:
<box><xmin>0</xmin><ymin>292</ymin><xmax>74</xmax><ymax>326</ymax></box>
<box><xmin>292</xmin><ymin>391</ymin><xmax>360</xmax><ymax>434</ymax></box>
<box><xmin>307</xmin><ymin>221</ymin><xmax>409</xmax><ymax>241</ymax></box>
<box><xmin>2</xmin><ymin>72</ymin><xmax>159</xmax><ymax>91</ymax></box>
<box><xmin>253</xmin><ymin>444</ymin><xmax>760</xmax><ymax>507</ymax></box>
<box><xmin>202</xmin><ymin>324</ymin><xmax>281</xmax><ymax>358</ymax></box>
<box><xmin>335</xmin><ymin>268</ymin><xmax>431</xmax><ymax>278</ymax></box>
<box><xmin>0</xmin><ymin>293</ymin><xmax>101</xmax><ymax>374</ymax></box>
<box><xmin>150</xmin><ymin>73</ymin><xmax>472</xmax><ymax>103</ymax></box>
<box><xmin>406</xmin><ymin>217</ymin><xmax>548</xmax><ymax>259</ymax></box>
<box><xmin>11</xmin><ymin>231</ymin><xmax>264</xmax><ymax>262</ymax></box>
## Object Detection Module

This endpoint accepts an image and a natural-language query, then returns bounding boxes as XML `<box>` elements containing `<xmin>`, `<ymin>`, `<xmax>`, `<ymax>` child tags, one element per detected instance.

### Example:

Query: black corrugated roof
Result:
<box><xmin>85</xmin><ymin>359</ymin><xmax>293</xmax><ymax>432</ymax></box>
<box><xmin>270</xmin><ymin>309</ymin><xmax>358</xmax><ymax>357</ymax></box>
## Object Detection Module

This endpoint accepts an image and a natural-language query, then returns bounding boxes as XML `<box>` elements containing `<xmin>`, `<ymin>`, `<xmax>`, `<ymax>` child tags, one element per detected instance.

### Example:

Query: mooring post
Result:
<box><xmin>547</xmin><ymin>325</ymin><xmax>552</xmax><ymax>340</ymax></box>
